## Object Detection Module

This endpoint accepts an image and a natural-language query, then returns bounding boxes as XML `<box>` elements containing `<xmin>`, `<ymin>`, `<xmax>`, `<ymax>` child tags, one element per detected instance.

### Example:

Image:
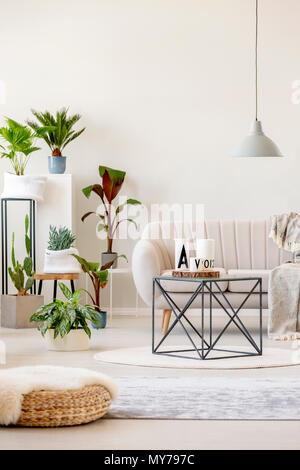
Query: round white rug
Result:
<box><xmin>94</xmin><ymin>346</ymin><xmax>300</xmax><ymax>370</ymax></box>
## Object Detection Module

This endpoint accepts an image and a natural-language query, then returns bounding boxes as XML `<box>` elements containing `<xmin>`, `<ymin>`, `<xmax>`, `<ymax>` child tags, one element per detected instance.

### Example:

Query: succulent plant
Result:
<box><xmin>8</xmin><ymin>215</ymin><xmax>34</xmax><ymax>295</ymax></box>
<box><xmin>47</xmin><ymin>225</ymin><xmax>76</xmax><ymax>251</ymax></box>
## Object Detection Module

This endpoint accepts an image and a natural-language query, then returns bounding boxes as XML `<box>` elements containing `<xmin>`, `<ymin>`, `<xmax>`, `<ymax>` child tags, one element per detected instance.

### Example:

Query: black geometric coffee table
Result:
<box><xmin>152</xmin><ymin>275</ymin><xmax>263</xmax><ymax>361</ymax></box>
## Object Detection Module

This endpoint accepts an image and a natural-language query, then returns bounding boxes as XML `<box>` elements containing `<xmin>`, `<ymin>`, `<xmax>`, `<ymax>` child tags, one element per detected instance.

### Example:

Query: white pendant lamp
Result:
<box><xmin>232</xmin><ymin>0</ymin><xmax>283</xmax><ymax>158</ymax></box>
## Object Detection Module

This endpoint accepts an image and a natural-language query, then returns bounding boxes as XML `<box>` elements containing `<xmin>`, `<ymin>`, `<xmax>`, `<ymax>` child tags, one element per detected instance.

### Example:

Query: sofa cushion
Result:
<box><xmin>160</xmin><ymin>268</ymin><xmax>228</xmax><ymax>293</ymax></box>
<box><xmin>228</xmin><ymin>269</ymin><xmax>270</xmax><ymax>293</ymax></box>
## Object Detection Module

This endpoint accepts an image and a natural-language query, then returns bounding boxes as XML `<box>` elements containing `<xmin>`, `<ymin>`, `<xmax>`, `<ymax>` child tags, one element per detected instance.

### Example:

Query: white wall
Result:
<box><xmin>0</xmin><ymin>0</ymin><xmax>299</xmax><ymax>309</ymax></box>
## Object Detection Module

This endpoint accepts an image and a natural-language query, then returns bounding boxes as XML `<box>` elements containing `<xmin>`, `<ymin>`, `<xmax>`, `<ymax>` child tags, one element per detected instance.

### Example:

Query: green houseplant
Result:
<box><xmin>0</xmin><ymin>215</ymin><xmax>44</xmax><ymax>329</ymax></box>
<box><xmin>82</xmin><ymin>165</ymin><xmax>141</xmax><ymax>268</ymax></box>
<box><xmin>0</xmin><ymin>118</ymin><xmax>47</xmax><ymax>201</ymax></box>
<box><xmin>27</xmin><ymin>108</ymin><xmax>85</xmax><ymax>174</ymax></box>
<box><xmin>72</xmin><ymin>254</ymin><xmax>115</xmax><ymax>329</ymax></box>
<box><xmin>44</xmin><ymin>225</ymin><xmax>81</xmax><ymax>274</ymax></box>
<box><xmin>0</xmin><ymin>118</ymin><xmax>42</xmax><ymax>175</ymax></box>
<box><xmin>30</xmin><ymin>282</ymin><xmax>102</xmax><ymax>351</ymax></box>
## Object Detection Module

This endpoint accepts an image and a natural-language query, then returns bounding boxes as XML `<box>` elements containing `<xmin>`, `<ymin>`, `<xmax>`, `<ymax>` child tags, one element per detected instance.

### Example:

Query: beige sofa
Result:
<box><xmin>132</xmin><ymin>220</ymin><xmax>292</xmax><ymax>317</ymax></box>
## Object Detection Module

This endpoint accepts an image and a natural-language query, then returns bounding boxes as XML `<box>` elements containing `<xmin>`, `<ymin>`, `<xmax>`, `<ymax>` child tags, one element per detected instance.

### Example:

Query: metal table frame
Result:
<box><xmin>152</xmin><ymin>275</ymin><xmax>263</xmax><ymax>361</ymax></box>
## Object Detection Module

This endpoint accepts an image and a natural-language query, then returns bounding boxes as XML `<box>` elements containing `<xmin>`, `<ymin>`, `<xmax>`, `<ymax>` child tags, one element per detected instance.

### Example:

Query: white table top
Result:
<box><xmin>107</xmin><ymin>267</ymin><xmax>131</xmax><ymax>274</ymax></box>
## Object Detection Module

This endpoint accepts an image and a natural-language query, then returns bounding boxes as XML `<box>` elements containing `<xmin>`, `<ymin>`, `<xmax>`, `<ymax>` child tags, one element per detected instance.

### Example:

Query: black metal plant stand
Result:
<box><xmin>1</xmin><ymin>198</ymin><xmax>36</xmax><ymax>295</ymax></box>
<box><xmin>37</xmin><ymin>278</ymin><xmax>76</xmax><ymax>300</ymax></box>
<box><xmin>152</xmin><ymin>275</ymin><xmax>263</xmax><ymax>361</ymax></box>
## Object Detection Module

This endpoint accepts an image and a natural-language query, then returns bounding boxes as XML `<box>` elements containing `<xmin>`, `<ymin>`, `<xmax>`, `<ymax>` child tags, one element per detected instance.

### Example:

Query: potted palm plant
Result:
<box><xmin>27</xmin><ymin>108</ymin><xmax>85</xmax><ymax>174</ymax></box>
<box><xmin>0</xmin><ymin>215</ymin><xmax>44</xmax><ymax>328</ymax></box>
<box><xmin>82</xmin><ymin>165</ymin><xmax>141</xmax><ymax>268</ymax></box>
<box><xmin>0</xmin><ymin>118</ymin><xmax>47</xmax><ymax>201</ymax></box>
<box><xmin>44</xmin><ymin>225</ymin><xmax>81</xmax><ymax>274</ymax></box>
<box><xmin>30</xmin><ymin>283</ymin><xmax>102</xmax><ymax>351</ymax></box>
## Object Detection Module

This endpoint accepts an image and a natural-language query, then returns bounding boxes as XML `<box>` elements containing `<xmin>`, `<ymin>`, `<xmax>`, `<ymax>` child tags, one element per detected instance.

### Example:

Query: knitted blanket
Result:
<box><xmin>268</xmin><ymin>263</ymin><xmax>300</xmax><ymax>341</ymax></box>
<box><xmin>269</xmin><ymin>212</ymin><xmax>300</xmax><ymax>252</ymax></box>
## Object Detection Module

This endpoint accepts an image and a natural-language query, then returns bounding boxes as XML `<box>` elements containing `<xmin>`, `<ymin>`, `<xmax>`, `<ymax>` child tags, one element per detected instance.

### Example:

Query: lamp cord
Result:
<box><xmin>255</xmin><ymin>0</ymin><xmax>258</xmax><ymax>121</ymax></box>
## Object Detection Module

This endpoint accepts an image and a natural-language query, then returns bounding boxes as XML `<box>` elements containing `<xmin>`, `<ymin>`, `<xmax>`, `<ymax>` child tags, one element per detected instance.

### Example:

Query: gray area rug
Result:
<box><xmin>106</xmin><ymin>377</ymin><xmax>300</xmax><ymax>420</ymax></box>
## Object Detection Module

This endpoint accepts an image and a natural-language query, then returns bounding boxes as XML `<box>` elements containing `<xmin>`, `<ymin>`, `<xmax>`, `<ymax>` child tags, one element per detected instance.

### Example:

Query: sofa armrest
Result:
<box><xmin>132</xmin><ymin>239</ymin><xmax>165</xmax><ymax>306</ymax></box>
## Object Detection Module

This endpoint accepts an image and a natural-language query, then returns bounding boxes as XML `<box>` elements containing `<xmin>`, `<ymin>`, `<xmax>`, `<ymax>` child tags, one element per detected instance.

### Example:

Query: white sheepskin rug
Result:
<box><xmin>0</xmin><ymin>365</ymin><xmax>118</xmax><ymax>426</ymax></box>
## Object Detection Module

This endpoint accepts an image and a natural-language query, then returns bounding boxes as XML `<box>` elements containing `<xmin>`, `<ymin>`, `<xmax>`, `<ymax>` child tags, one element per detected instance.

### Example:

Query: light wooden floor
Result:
<box><xmin>0</xmin><ymin>315</ymin><xmax>299</xmax><ymax>450</ymax></box>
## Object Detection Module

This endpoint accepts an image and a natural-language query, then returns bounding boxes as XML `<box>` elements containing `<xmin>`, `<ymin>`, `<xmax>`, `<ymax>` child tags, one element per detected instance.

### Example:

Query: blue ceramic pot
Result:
<box><xmin>48</xmin><ymin>156</ymin><xmax>66</xmax><ymax>174</ymax></box>
<box><xmin>92</xmin><ymin>311</ymin><xmax>107</xmax><ymax>329</ymax></box>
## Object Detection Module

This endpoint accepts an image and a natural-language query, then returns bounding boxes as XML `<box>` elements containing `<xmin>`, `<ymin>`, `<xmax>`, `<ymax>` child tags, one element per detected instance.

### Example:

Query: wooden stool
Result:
<box><xmin>34</xmin><ymin>273</ymin><xmax>80</xmax><ymax>300</ymax></box>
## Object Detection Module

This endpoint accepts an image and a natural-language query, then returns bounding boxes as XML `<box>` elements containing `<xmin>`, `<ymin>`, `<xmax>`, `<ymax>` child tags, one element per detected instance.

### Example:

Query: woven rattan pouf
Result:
<box><xmin>16</xmin><ymin>384</ymin><xmax>111</xmax><ymax>427</ymax></box>
<box><xmin>0</xmin><ymin>366</ymin><xmax>117</xmax><ymax>428</ymax></box>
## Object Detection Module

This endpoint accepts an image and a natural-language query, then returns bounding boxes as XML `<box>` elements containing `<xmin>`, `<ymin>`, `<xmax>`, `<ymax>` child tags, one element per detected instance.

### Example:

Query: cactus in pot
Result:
<box><xmin>0</xmin><ymin>214</ymin><xmax>44</xmax><ymax>329</ymax></box>
<box><xmin>8</xmin><ymin>215</ymin><xmax>34</xmax><ymax>295</ymax></box>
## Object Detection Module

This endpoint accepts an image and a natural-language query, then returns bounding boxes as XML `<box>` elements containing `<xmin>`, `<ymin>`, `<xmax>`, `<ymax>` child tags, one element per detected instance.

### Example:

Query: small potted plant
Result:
<box><xmin>44</xmin><ymin>225</ymin><xmax>81</xmax><ymax>273</ymax></box>
<box><xmin>82</xmin><ymin>165</ymin><xmax>141</xmax><ymax>268</ymax></box>
<box><xmin>72</xmin><ymin>254</ymin><xmax>115</xmax><ymax>328</ymax></box>
<box><xmin>27</xmin><ymin>108</ymin><xmax>85</xmax><ymax>174</ymax></box>
<box><xmin>0</xmin><ymin>215</ymin><xmax>44</xmax><ymax>328</ymax></box>
<box><xmin>30</xmin><ymin>282</ymin><xmax>102</xmax><ymax>351</ymax></box>
<box><xmin>0</xmin><ymin>118</ymin><xmax>47</xmax><ymax>201</ymax></box>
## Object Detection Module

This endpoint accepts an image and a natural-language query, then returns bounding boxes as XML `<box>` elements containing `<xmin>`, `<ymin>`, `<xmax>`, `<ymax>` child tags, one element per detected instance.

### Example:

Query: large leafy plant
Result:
<box><xmin>30</xmin><ymin>282</ymin><xmax>102</xmax><ymax>338</ymax></box>
<box><xmin>27</xmin><ymin>108</ymin><xmax>85</xmax><ymax>157</ymax></box>
<box><xmin>47</xmin><ymin>225</ymin><xmax>76</xmax><ymax>251</ymax></box>
<box><xmin>82</xmin><ymin>165</ymin><xmax>141</xmax><ymax>253</ymax></box>
<box><xmin>72</xmin><ymin>254</ymin><xmax>113</xmax><ymax>313</ymax></box>
<box><xmin>8</xmin><ymin>215</ymin><xmax>34</xmax><ymax>295</ymax></box>
<box><xmin>0</xmin><ymin>118</ymin><xmax>44</xmax><ymax>175</ymax></box>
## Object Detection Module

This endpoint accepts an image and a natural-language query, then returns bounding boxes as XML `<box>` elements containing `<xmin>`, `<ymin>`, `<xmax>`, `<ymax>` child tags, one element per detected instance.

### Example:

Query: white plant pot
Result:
<box><xmin>44</xmin><ymin>247</ymin><xmax>81</xmax><ymax>274</ymax></box>
<box><xmin>1</xmin><ymin>172</ymin><xmax>47</xmax><ymax>202</ymax></box>
<box><xmin>45</xmin><ymin>329</ymin><xmax>90</xmax><ymax>351</ymax></box>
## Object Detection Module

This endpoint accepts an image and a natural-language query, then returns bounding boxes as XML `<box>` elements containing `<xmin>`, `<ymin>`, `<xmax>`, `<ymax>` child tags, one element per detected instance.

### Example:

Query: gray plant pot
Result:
<box><xmin>101</xmin><ymin>252</ymin><xmax>118</xmax><ymax>269</ymax></box>
<box><xmin>0</xmin><ymin>295</ymin><xmax>44</xmax><ymax>329</ymax></box>
<box><xmin>48</xmin><ymin>156</ymin><xmax>66</xmax><ymax>174</ymax></box>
